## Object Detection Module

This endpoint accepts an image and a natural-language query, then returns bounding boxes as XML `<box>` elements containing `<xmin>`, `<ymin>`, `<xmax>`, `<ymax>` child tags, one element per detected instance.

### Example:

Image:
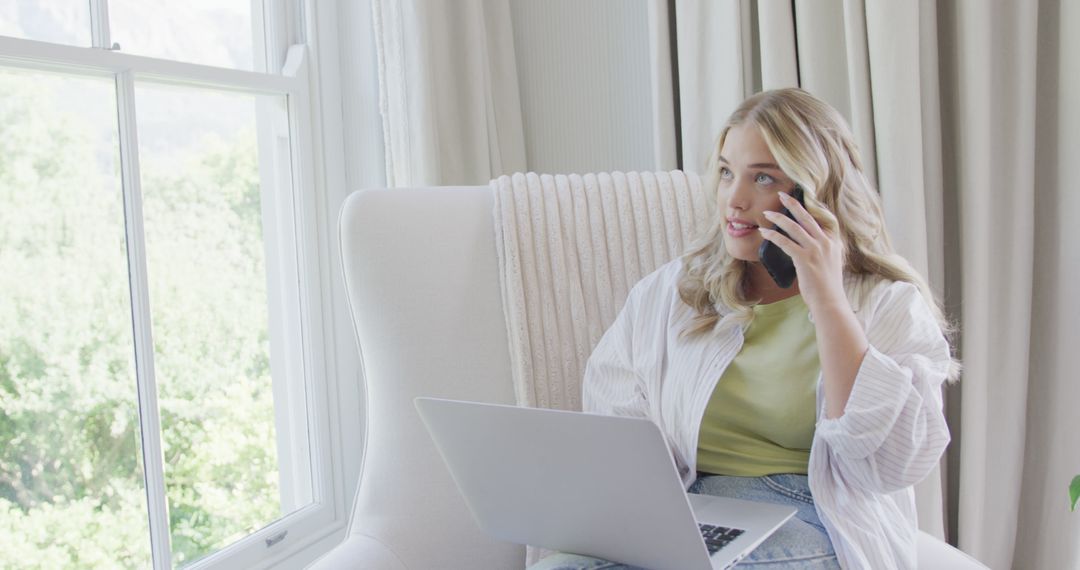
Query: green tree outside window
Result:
<box><xmin>1</xmin><ymin>71</ymin><xmax>280</xmax><ymax>568</ymax></box>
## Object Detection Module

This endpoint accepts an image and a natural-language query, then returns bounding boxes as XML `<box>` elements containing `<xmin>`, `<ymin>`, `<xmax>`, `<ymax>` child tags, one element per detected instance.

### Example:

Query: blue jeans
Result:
<box><xmin>527</xmin><ymin>473</ymin><xmax>839</xmax><ymax>569</ymax></box>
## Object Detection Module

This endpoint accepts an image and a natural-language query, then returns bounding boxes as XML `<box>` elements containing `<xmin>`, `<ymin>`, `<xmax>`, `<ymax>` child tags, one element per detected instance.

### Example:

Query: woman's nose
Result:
<box><xmin>726</xmin><ymin>176</ymin><xmax>754</xmax><ymax>211</ymax></box>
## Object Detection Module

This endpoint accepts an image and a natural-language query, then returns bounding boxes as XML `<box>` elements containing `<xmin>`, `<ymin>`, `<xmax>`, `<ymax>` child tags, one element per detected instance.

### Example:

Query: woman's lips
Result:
<box><xmin>727</xmin><ymin>220</ymin><xmax>759</xmax><ymax>238</ymax></box>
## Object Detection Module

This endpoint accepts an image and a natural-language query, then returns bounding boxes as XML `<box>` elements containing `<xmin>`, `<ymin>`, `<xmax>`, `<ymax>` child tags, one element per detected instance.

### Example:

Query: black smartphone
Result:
<box><xmin>757</xmin><ymin>186</ymin><xmax>806</xmax><ymax>289</ymax></box>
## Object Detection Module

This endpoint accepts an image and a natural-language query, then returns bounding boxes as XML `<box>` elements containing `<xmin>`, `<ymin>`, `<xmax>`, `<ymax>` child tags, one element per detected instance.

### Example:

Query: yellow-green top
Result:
<box><xmin>696</xmin><ymin>294</ymin><xmax>819</xmax><ymax>476</ymax></box>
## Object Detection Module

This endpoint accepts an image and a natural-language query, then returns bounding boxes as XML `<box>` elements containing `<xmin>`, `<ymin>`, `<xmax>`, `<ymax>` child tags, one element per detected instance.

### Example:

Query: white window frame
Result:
<box><xmin>0</xmin><ymin>0</ymin><xmax>352</xmax><ymax>567</ymax></box>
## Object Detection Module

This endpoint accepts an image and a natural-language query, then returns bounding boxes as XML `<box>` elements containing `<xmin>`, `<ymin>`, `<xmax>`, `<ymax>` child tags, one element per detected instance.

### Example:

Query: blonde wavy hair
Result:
<box><xmin>677</xmin><ymin>88</ymin><xmax>959</xmax><ymax>377</ymax></box>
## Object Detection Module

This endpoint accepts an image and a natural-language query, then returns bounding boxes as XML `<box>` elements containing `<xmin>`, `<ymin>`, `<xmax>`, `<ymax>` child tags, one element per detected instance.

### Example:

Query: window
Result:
<box><xmin>0</xmin><ymin>2</ymin><xmax>337</xmax><ymax>568</ymax></box>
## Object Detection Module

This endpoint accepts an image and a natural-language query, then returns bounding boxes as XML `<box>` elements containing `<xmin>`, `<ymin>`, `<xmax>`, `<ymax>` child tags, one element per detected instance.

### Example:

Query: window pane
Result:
<box><xmin>0</xmin><ymin>68</ymin><xmax>151</xmax><ymax>568</ymax></box>
<box><xmin>0</xmin><ymin>0</ymin><xmax>90</xmax><ymax>46</ymax></box>
<box><xmin>109</xmin><ymin>0</ymin><xmax>259</xmax><ymax>71</ymax></box>
<box><xmin>134</xmin><ymin>82</ymin><xmax>311</xmax><ymax>566</ymax></box>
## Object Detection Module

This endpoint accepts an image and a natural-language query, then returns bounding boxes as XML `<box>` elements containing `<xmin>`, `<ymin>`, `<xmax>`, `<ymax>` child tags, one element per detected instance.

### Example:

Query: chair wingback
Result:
<box><xmin>334</xmin><ymin>186</ymin><xmax>524</xmax><ymax>569</ymax></box>
<box><xmin>325</xmin><ymin>172</ymin><xmax>710</xmax><ymax>569</ymax></box>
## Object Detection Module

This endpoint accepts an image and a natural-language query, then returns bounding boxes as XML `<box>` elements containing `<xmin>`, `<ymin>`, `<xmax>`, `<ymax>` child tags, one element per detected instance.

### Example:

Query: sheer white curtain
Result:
<box><xmin>652</xmin><ymin>1</ymin><xmax>1080</xmax><ymax>567</ymax></box>
<box><xmin>372</xmin><ymin>0</ymin><xmax>526</xmax><ymax>186</ymax></box>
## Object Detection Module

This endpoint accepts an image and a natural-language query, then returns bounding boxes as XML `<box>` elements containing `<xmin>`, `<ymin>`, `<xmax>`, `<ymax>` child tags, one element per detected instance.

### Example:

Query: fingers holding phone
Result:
<box><xmin>757</xmin><ymin>186</ymin><xmax>805</xmax><ymax>288</ymax></box>
<box><xmin>758</xmin><ymin>187</ymin><xmax>847</xmax><ymax>310</ymax></box>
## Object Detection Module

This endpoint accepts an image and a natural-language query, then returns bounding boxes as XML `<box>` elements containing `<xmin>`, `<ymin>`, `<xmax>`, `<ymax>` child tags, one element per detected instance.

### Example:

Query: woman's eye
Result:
<box><xmin>755</xmin><ymin>173</ymin><xmax>776</xmax><ymax>185</ymax></box>
<box><xmin>719</xmin><ymin>167</ymin><xmax>734</xmax><ymax>180</ymax></box>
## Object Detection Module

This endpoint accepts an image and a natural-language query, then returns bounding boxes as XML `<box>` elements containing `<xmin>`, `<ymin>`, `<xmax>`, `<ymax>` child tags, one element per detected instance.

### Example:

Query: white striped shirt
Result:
<box><xmin>582</xmin><ymin>259</ymin><xmax>951</xmax><ymax>570</ymax></box>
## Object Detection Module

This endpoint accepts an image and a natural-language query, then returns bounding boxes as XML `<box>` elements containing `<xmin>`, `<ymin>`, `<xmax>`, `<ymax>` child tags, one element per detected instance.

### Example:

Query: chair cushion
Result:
<box><xmin>307</xmin><ymin>534</ymin><xmax>406</xmax><ymax>570</ymax></box>
<box><xmin>917</xmin><ymin>531</ymin><xmax>988</xmax><ymax>569</ymax></box>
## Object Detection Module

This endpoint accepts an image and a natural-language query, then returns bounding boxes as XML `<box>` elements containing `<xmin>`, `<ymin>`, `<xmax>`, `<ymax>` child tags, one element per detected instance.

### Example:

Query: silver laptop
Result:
<box><xmin>415</xmin><ymin>397</ymin><xmax>796</xmax><ymax>570</ymax></box>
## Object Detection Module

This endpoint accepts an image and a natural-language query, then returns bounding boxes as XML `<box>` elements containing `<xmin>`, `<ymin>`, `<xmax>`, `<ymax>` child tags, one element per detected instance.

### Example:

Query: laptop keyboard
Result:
<box><xmin>698</xmin><ymin>523</ymin><xmax>746</xmax><ymax>554</ymax></box>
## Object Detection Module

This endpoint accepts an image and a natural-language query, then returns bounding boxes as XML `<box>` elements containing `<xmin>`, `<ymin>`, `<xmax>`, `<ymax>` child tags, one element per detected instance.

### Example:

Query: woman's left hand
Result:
<box><xmin>759</xmin><ymin>192</ymin><xmax>848</xmax><ymax>314</ymax></box>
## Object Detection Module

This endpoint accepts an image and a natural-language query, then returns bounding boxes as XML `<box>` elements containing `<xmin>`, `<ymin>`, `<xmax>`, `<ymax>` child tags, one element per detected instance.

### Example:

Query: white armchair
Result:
<box><xmin>309</xmin><ymin>182</ymin><xmax>987</xmax><ymax>570</ymax></box>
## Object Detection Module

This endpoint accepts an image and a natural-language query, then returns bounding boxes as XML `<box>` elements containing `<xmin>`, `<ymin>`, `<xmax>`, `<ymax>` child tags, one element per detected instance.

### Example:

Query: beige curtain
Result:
<box><xmin>647</xmin><ymin>0</ymin><xmax>678</xmax><ymax>171</ymax></box>
<box><xmin>649</xmin><ymin>0</ymin><xmax>754</xmax><ymax>175</ymax></box>
<box><xmin>654</xmin><ymin>0</ymin><xmax>1080</xmax><ymax>567</ymax></box>
<box><xmin>372</xmin><ymin>0</ymin><xmax>527</xmax><ymax>186</ymax></box>
<box><xmin>939</xmin><ymin>1</ymin><xmax>1080</xmax><ymax>568</ymax></box>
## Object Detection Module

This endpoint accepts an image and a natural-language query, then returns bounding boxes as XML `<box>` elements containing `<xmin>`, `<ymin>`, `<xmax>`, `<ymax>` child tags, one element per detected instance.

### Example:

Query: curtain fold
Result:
<box><xmin>948</xmin><ymin>0</ymin><xmax>1039</xmax><ymax>562</ymax></box>
<box><xmin>1014</xmin><ymin>3</ymin><xmax>1080</xmax><ymax>566</ymax></box>
<box><xmin>793</xmin><ymin>0</ymin><xmax>874</xmax><ymax>184</ymax></box>
<box><xmin>372</xmin><ymin>0</ymin><xmax>526</xmax><ymax>186</ymax></box>
<box><xmin>669</xmin><ymin>0</ymin><xmax>751</xmax><ymax>174</ymax></box>
<box><xmin>756</xmin><ymin>0</ymin><xmax>799</xmax><ymax>90</ymax></box>
<box><xmin>940</xmin><ymin>2</ymin><xmax>1080</xmax><ymax>568</ymax></box>
<box><xmin>647</xmin><ymin>0</ymin><xmax>678</xmax><ymax>171</ymax></box>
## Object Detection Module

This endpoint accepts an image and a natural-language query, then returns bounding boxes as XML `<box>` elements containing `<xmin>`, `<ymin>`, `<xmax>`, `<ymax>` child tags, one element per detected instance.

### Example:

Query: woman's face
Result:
<box><xmin>716</xmin><ymin>122</ymin><xmax>795</xmax><ymax>262</ymax></box>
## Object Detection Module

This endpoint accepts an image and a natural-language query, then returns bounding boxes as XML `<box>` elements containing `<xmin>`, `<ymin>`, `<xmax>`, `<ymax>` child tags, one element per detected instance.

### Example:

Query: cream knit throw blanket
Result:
<box><xmin>492</xmin><ymin>170</ymin><xmax>708</xmax><ymax>565</ymax></box>
<box><xmin>493</xmin><ymin>170</ymin><xmax>709</xmax><ymax>412</ymax></box>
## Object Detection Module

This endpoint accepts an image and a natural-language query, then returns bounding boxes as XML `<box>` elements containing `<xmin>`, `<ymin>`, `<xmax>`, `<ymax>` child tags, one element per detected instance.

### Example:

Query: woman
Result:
<box><xmin>531</xmin><ymin>88</ymin><xmax>958</xmax><ymax>569</ymax></box>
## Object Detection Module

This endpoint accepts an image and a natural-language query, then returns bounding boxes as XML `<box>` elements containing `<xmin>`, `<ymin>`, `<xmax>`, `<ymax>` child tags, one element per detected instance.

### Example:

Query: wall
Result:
<box><xmin>509</xmin><ymin>0</ymin><xmax>657</xmax><ymax>175</ymax></box>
